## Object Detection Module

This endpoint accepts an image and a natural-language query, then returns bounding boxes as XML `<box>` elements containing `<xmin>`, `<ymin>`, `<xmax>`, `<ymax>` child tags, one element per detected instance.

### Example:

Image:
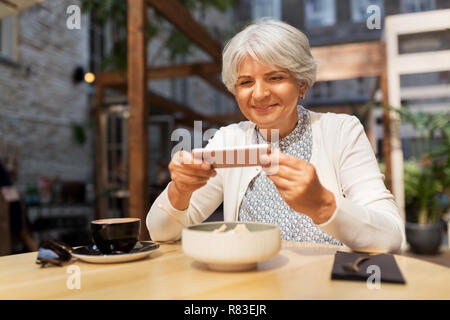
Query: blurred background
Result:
<box><xmin>0</xmin><ymin>0</ymin><xmax>448</xmax><ymax>264</ymax></box>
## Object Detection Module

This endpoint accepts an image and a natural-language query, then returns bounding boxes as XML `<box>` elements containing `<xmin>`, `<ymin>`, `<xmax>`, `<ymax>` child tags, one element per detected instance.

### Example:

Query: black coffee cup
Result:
<box><xmin>91</xmin><ymin>218</ymin><xmax>140</xmax><ymax>254</ymax></box>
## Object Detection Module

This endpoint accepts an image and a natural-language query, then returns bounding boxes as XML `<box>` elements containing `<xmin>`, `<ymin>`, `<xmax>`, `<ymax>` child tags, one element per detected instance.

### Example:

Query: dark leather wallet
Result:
<box><xmin>331</xmin><ymin>251</ymin><xmax>406</xmax><ymax>284</ymax></box>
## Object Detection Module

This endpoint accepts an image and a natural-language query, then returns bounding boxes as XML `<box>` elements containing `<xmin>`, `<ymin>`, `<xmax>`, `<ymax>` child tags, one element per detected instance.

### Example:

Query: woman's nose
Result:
<box><xmin>252</xmin><ymin>81</ymin><xmax>270</xmax><ymax>101</ymax></box>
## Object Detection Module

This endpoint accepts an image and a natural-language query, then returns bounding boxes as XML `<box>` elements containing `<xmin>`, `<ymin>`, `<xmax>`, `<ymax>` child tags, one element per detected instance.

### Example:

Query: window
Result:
<box><xmin>351</xmin><ymin>0</ymin><xmax>384</xmax><ymax>22</ymax></box>
<box><xmin>89</xmin><ymin>16</ymin><xmax>118</xmax><ymax>72</ymax></box>
<box><xmin>401</xmin><ymin>0</ymin><xmax>436</xmax><ymax>13</ymax></box>
<box><xmin>0</xmin><ymin>16</ymin><xmax>17</xmax><ymax>61</ymax></box>
<box><xmin>252</xmin><ymin>0</ymin><xmax>281</xmax><ymax>21</ymax></box>
<box><xmin>89</xmin><ymin>17</ymin><xmax>106</xmax><ymax>72</ymax></box>
<box><xmin>0</xmin><ymin>22</ymin><xmax>2</xmax><ymax>53</ymax></box>
<box><xmin>106</xmin><ymin>105</ymin><xmax>129</xmax><ymax>188</ymax></box>
<box><xmin>305</xmin><ymin>0</ymin><xmax>336</xmax><ymax>28</ymax></box>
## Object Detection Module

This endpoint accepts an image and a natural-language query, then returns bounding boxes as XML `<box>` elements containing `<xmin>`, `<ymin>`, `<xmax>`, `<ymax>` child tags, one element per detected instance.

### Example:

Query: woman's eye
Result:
<box><xmin>269</xmin><ymin>76</ymin><xmax>283</xmax><ymax>81</ymax></box>
<box><xmin>239</xmin><ymin>80</ymin><xmax>251</xmax><ymax>85</ymax></box>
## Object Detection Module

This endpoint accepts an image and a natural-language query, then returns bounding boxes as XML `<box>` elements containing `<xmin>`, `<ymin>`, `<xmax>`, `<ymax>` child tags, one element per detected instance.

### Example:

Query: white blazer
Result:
<box><xmin>146</xmin><ymin>110</ymin><xmax>406</xmax><ymax>253</ymax></box>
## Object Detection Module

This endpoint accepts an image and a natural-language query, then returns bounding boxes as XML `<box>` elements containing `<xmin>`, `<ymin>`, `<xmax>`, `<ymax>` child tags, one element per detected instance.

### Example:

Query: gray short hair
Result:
<box><xmin>222</xmin><ymin>19</ymin><xmax>317</xmax><ymax>95</ymax></box>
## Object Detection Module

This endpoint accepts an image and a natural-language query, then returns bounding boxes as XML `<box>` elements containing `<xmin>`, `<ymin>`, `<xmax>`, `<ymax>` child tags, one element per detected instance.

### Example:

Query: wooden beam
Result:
<box><xmin>148</xmin><ymin>91</ymin><xmax>237</xmax><ymax>128</ymax></box>
<box><xmin>147</xmin><ymin>0</ymin><xmax>222</xmax><ymax>62</ymax></box>
<box><xmin>148</xmin><ymin>90</ymin><xmax>207</xmax><ymax>122</ymax></box>
<box><xmin>0</xmin><ymin>3</ymin><xmax>15</xmax><ymax>19</ymax></box>
<box><xmin>148</xmin><ymin>92</ymin><xmax>242</xmax><ymax>127</ymax></box>
<box><xmin>378</xmin><ymin>43</ymin><xmax>392</xmax><ymax>192</ymax></box>
<box><xmin>0</xmin><ymin>0</ymin><xmax>45</xmax><ymax>19</ymax></box>
<box><xmin>312</xmin><ymin>42</ymin><xmax>385</xmax><ymax>82</ymax></box>
<box><xmin>97</xmin><ymin>62</ymin><xmax>220</xmax><ymax>82</ymax></box>
<box><xmin>150</xmin><ymin>61</ymin><xmax>220</xmax><ymax>78</ymax></box>
<box><xmin>96</xmin><ymin>71</ymin><xmax>127</xmax><ymax>87</ymax></box>
<box><xmin>379</xmin><ymin>43</ymin><xmax>393</xmax><ymax>193</ymax></box>
<box><xmin>381</xmin><ymin>70</ymin><xmax>392</xmax><ymax>193</ymax></box>
<box><xmin>96</xmin><ymin>62</ymin><xmax>230</xmax><ymax>98</ymax></box>
<box><xmin>96</xmin><ymin>80</ymin><xmax>232</xmax><ymax>128</ymax></box>
<box><xmin>94</xmin><ymin>84</ymin><xmax>108</xmax><ymax>219</ymax></box>
<box><xmin>127</xmin><ymin>0</ymin><xmax>150</xmax><ymax>240</ymax></box>
<box><xmin>0</xmin><ymin>0</ymin><xmax>18</xmax><ymax>10</ymax></box>
<box><xmin>149</xmin><ymin>94</ymin><xmax>242</xmax><ymax>127</ymax></box>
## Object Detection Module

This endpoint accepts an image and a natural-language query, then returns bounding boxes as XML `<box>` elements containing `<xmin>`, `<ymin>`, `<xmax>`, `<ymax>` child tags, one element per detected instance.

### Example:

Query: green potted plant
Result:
<box><xmin>392</xmin><ymin>107</ymin><xmax>450</xmax><ymax>254</ymax></box>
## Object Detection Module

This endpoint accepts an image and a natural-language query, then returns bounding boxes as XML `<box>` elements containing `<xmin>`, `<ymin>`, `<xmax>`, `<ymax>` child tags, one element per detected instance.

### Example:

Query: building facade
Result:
<box><xmin>0</xmin><ymin>0</ymin><xmax>92</xmax><ymax>191</ymax></box>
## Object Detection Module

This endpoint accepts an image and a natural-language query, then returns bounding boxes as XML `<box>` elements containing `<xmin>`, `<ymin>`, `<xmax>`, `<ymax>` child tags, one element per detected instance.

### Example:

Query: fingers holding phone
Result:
<box><xmin>168</xmin><ymin>150</ymin><xmax>217</xmax><ymax>195</ymax></box>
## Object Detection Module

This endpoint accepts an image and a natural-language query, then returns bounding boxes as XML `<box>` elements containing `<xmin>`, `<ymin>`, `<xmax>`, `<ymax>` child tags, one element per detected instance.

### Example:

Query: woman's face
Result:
<box><xmin>234</xmin><ymin>55</ymin><xmax>307</xmax><ymax>138</ymax></box>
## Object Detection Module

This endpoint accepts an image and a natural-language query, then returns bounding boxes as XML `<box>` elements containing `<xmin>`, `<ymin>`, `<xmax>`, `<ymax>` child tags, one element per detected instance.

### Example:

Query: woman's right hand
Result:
<box><xmin>167</xmin><ymin>150</ymin><xmax>217</xmax><ymax>210</ymax></box>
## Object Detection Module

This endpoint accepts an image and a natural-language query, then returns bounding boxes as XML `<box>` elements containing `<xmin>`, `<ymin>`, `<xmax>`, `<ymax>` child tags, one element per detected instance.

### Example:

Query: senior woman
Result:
<box><xmin>146</xmin><ymin>20</ymin><xmax>406</xmax><ymax>253</ymax></box>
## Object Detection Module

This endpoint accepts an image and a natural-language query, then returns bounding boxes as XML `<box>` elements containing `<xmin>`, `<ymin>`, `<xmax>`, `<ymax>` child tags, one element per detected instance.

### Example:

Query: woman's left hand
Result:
<box><xmin>261</xmin><ymin>150</ymin><xmax>337</xmax><ymax>224</ymax></box>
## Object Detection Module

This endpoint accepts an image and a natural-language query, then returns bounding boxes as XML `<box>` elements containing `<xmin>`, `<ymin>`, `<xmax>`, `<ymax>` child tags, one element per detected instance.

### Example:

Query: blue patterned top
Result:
<box><xmin>238</xmin><ymin>105</ymin><xmax>341</xmax><ymax>245</ymax></box>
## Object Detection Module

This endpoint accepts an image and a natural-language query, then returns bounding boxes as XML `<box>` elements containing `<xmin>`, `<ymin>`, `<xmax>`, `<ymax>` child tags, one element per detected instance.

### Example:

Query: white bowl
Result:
<box><xmin>182</xmin><ymin>222</ymin><xmax>281</xmax><ymax>272</ymax></box>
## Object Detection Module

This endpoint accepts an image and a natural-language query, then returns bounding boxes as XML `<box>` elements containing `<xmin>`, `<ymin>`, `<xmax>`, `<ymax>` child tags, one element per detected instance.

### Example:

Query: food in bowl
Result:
<box><xmin>213</xmin><ymin>223</ymin><xmax>250</xmax><ymax>233</ymax></box>
<box><xmin>213</xmin><ymin>223</ymin><xmax>227</xmax><ymax>233</ymax></box>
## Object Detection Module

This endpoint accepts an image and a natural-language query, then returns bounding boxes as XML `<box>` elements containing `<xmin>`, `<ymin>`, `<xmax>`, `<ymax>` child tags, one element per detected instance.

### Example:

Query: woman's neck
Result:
<box><xmin>257</xmin><ymin>111</ymin><xmax>298</xmax><ymax>142</ymax></box>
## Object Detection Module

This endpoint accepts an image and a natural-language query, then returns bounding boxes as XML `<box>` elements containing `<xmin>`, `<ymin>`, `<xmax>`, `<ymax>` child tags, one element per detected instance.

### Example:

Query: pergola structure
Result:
<box><xmin>94</xmin><ymin>0</ymin><xmax>393</xmax><ymax>240</ymax></box>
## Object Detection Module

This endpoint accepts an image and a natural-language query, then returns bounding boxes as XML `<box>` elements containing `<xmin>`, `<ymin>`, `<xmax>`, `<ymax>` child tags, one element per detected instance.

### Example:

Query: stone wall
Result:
<box><xmin>0</xmin><ymin>0</ymin><xmax>92</xmax><ymax>191</ymax></box>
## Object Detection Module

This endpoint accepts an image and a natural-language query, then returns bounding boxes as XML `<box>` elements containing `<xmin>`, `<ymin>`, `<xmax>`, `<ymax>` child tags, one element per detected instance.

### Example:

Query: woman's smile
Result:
<box><xmin>253</xmin><ymin>103</ymin><xmax>278</xmax><ymax>112</ymax></box>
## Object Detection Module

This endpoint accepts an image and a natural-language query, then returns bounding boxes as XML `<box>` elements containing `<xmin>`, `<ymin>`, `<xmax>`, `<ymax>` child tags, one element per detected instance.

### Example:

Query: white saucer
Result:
<box><xmin>71</xmin><ymin>241</ymin><xmax>159</xmax><ymax>264</ymax></box>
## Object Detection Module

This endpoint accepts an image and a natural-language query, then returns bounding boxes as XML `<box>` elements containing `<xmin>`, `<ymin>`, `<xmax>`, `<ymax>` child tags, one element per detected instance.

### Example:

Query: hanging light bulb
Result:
<box><xmin>84</xmin><ymin>72</ymin><xmax>95</xmax><ymax>84</ymax></box>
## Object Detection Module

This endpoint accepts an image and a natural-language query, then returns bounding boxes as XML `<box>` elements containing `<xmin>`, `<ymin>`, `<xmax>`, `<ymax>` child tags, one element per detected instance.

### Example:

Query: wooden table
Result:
<box><xmin>0</xmin><ymin>241</ymin><xmax>449</xmax><ymax>299</ymax></box>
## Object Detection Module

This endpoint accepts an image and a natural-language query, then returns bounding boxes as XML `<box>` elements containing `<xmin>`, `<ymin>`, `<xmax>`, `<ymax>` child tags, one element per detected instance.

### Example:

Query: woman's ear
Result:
<box><xmin>298</xmin><ymin>83</ymin><xmax>307</xmax><ymax>99</ymax></box>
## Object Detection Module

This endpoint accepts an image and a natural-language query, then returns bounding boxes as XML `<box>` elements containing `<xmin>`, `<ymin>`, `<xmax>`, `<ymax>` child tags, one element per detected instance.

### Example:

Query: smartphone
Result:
<box><xmin>192</xmin><ymin>144</ymin><xmax>270</xmax><ymax>168</ymax></box>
